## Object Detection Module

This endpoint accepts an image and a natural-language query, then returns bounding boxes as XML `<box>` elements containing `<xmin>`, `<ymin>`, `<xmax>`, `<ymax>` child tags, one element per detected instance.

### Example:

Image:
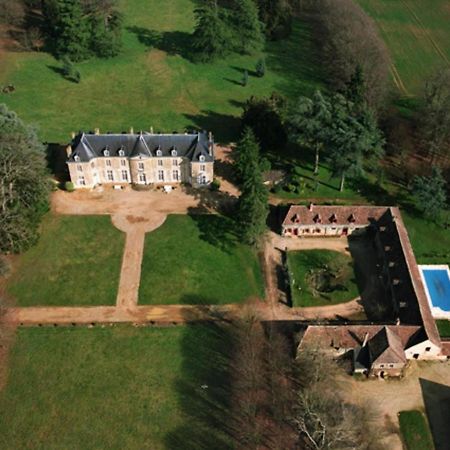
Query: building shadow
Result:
<box><xmin>420</xmin><ymin>378</ymin><xmax>450</xmax><ymax>450</ymax></box>
<box><xmin>164</xmin><ymin>321</ymin><xmax>236</xmax><ymax>450</ymax></box>
<box><xmin>46</xmin><ymin>143</ymin><xmax>69</xmax><ymax>183</ymax></box>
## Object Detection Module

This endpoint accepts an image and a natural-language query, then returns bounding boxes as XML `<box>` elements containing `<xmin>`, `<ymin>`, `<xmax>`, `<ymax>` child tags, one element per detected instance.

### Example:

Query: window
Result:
<box><xmin>78</xmin><ymin>176</ymin><xmax>86</xmax><ymax>186</ymax></box>
<box><xmin>380</xmin><ymin>364</ymin><xmax>384</xmax><ymax>368</ymax></box>
<box><xmin>103</xmin><ymin>149</ymin><xmax>110</xmax><ymax>157</ymax></box>
<box><xmin>118</xmin><ymin>149</ymin><xmax>125</xmax><ymax>157</ymax></box>
<box><xmin>138</xmin><ymin>162</ymin><xmax>144</xmax><ymax>171</ymax></box>
<box><xmin>156</xmin><ymin>149</ymin><xmax>162</xmax><ymax>156</ymax></box>
<box><xmin>172</xmin><ymin>159</ymin><xmax>178</xmax><ymax>166</ymax></box>
<box><xmin>172</xmin><ymin>170</ymin><xmax>179</xmax><ymax>181</ymax></box>
<box><xmin>425</xmin><ymin>347</ymin><xmax>431</xmax><ymax>352</ymax></box>
<box><xmin>107</xmin><ymin>170</ymin><xmax>114</xmax><ymax>181</ymax></box>
<box><xmin>171</xmin><ymin>149</ymin><xmax>177</xmax><ymax>156</ymax></box>
<box><xmin>122</xmin><ymin>170</ymin><xmax>128</xmax><ymax>181</ymax></box>
<box><xmin>139</xmin><ymin>173</ymin><xmax>146</xmax><ymax>183</ymax></box>
<box><xmin>74</xmin><ymin>155</ymin><xmax>80</xmax><ymax>162</ymax></box>
<box><xmin>106</xmin><ymin>159</ymin><xmax>112</xmax><ymax>167</ymax></box>
<box><xmin>200</xmin><ymin>164</ymin><xmax>206</xmax><ymax>172</ymax></box>
<box><xmin>199</xmin><ymin>155</ymin><xmax>205</xmax><ymax>162</ymax></box>
<box><xmin>91</xmin><ymin>162</ymin><xmax>95</xmax><ymax>168</ymax></box>
<box><xmin>121</xmin><ymin>159</ymin><xmax>126</xmax><ymax>167</ymax></box>
<box><xmin>158</xmin><ymin>170</ymin><xmax>164</xmax><ymax>181</ymax></box>
<box><xmin>158</xmin><ymin>159</ymin><xmax>163</xmax><ymax>166</ymax></box>
<box><xmin>77</xmin><ymin>165</ymin><xmax>83</xmax><ymax>172</ymax></box>
<box><xmin>389</xmin><ymin>364</ymin><xmax>393</xmax><ymax>368</ymax></box>
<box><xmin>197</xmin><ymin>175</ymin><xmax>207</xmax><ymax>185</ymax></box>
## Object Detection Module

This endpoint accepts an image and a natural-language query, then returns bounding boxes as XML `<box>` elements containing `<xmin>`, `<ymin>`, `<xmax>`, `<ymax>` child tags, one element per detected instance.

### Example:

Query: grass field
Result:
<box><xmin>398</xmin><ymin>410</ymin><xmax>435</xmax><ymax>450</ymax></box>
<box><xmin>139</xmin><ymin>214</ymin><xmax>264</xmax><ymax>305</ymax></box>
<box><xmin>0</xmin><ymin>325</ymin><xmax>234</xmax><ymax>450</ymax></box>
<box><xmin>436</xmin><ymin>320</ymin><xmax>450</xmax><ymax>338</ymax></box>
<box><xmin>0</xmin><ymin>0</ymin><xmax>322</xmax><ymax>143</ymax></box>
<box><xmin>287</xmin><ymin>250</ymin><xmax>359</xmax><ymax>307</ymax></box>
<box><xmin>6</xmin><ymin>214</ymin><xmax>124</xmax><ymax>306</ymax></box>
<box><xmin>358</xmin><ymin>0</ymin><xmax>450</xmax><ymax>95</ymax></box>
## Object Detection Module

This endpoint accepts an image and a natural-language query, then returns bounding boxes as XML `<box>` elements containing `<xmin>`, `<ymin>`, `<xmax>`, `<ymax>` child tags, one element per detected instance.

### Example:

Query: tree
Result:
<box><xmin>192</xmin><ymin>1</ymin><xmax>230</xmax><ymax>62</ymax></box>
<box><xmin>343</xmin><ymin>64</ymin><xmax>366</xmax><ymax>109</ymax></box>
<box><xmin>242</xmin><ymin>69</ymin><xmax>249</xmax><ymax>86</ymax></box>
<box><xmin>412</xmin><ymin>166</ymin><xmax>447</xmax><ymax>221</ymax></box>
<box><xmin>255</xmin><ymin>58</ymin><xmax>266</xmax><ymax>77</ymax></box>
<box><xmin>43</xmin><ymin>0</ymin><xmax>91</xmax><ymax>61</ymax></box>
<box><xmin>241</xmin><ymin>92</ymin><xmax>287</xmax><ymax>153</ymax></box>
<box><xmin>421</xmin><ymin>69</ymin><xmax>450</xmax><ymax>164</ymax></box>
<box><xmin>289</xmin><ymin>90</ymin><xmax>332</xmax><ymax>175</ymax></box>
<box><xmin>0</xmin><ymin>0</ymin><xmax>25</xmax><ymax>26</ymax></box>
<box><xmin>228</xmin><ymin>0</ymin><xmax>264</xmax><ymax>54</ymax></box>
<box><xmin>326</xmin><ymin>95</ymin><xmax>385</xmax><ymax>191</ymax></box>
<box><xmin>235</xmin><ymin>128</ymin><xmax>269</xmax><ymax>245</ymax></box>
<box><xmin>88</xmin><ymin>8</ymin><xmax>123</xmax><ymax>58</ymax></box>
<box><xmin>61</xmin><ymin>56</ymin><xmax>81</xmax><ymax>83</ymax></box>
<box><xmin>0</xmin><ymin>104</ymin><xmax>50</xmax><ymax>253</ymax></box>
<box><xmin>257</xmin><ymin>0</ymin><xmax>292</xmax><ymax>40</ymax></box>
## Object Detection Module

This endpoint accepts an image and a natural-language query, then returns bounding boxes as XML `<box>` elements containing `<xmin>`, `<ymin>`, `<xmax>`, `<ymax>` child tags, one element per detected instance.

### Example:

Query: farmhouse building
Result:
<box><xmin>66</xmin><ymin>130</ymin><xmax>214</xmax><ymax>189</ymax></box>
<box><xmin>286</xmin><ymin>204</ymin><xmax>448</xmax><ymax>377</ymax></box>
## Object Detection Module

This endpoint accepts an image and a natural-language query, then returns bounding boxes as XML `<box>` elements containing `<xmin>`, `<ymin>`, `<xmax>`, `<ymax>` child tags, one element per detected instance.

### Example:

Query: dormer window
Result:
<box><xmin>330</xmin><ymin>213</ymin><xmax>337</xmax><ymax>223</ymax></box>
<box><xmin>199</xmin><ymin>155</ymin><xmax>205</xmax><ymax>162</ymax></box>
<box><xmin>292</xmin><ymin>214</ymin><xmax>300</xmax><ymax>224</ymax></box>
<box><xmin>74</xmin><ymin>154</ymin><xmax>80</xmax><ymax>162</ymax></box>
<box><xmin>118</xmin><ymin>148</ymin><xmax>125</xmax><ymax>157</ymax></box>
<box><xmin>348</xmin><ymin>213</ymin><xmax>356</xmax><ymax>223</ymax></box>
<box><xmin>156</xmin><ymin>149</ymin><xmax>162</xmax><ymax>157</ymax></box>
<box><xmin>171</xmin><ymin>148</ymin><xmax>177</xmax><ymax>157</ymax></box>
<box><xmin>103</xmin><ymin>148</ymin><xmax>110</xmax><ymax>157</ymax></box>
<box><xmin>313</xmin><ymin>214</ymin><xmax>321</xmax><ymax>224</ymax></box>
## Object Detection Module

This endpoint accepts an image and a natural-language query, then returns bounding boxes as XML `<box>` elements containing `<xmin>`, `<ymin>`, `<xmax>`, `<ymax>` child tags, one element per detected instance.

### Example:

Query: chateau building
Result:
<box><xmin>66</xmin><ymin>130</ymin><xmax>214</xmax><ymax>189</ymax></box>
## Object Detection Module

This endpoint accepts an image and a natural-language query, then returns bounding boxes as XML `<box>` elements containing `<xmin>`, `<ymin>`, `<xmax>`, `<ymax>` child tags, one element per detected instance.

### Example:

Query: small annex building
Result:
<box><xmin>66</xmin><ymin>129</ymin><xmax>214</xmax><ymax>189</ymax></box>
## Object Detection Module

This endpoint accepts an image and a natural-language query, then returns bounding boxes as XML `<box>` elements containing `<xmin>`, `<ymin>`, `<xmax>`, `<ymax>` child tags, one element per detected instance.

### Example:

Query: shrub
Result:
<box><xmin>255</xmin><ymin>58</ymin><xmax>266</xmax><ymax>77</ymax></box>
<box><xmin>64</xmin><ymin>181</ymin><xmax>75</xmax><ymax>192</ymax></box>
<box><xmin>210</xmin><ymin>178</ymin><xmax>221</xmax><ymax>191</ymax></box>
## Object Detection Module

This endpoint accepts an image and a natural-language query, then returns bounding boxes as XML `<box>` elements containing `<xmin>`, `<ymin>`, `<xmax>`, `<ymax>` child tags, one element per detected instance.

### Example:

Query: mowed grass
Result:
<box><xmin>6</xmin><ymin>214</ymin><xmax>124</xmax><ymax>306</ymax></box>
<box><xmin>0</xmin><ymin>0</ymin><xmax>322</xmax><ymax>143</ymax></box>
<box><xmin>287</xmin><ymin>250</ymin><xmax>359</xmax><ymax>307</ymax></box>
<box><xmin>436</xmin><ymin>320</ymin><xmax>450</xmax><ymax>338</ymax></box>
<box><xmin>139</xmin><ymin>214</ymin><xmax>264</xmax><ymax>305</ymax></box>
<box><xmin>398</xmin><ymin>410</ymin><xmax>435</xmax><ymax>450</ymax></box>
<box><xmin>0</xmin><ymin>325</ymin><xmax>234</xmax><ymax>450</ymax></box>
<box><xmin>358</xmin><ymin>0</ymin><xmax>450</xmax><ymax>95</ymax></box>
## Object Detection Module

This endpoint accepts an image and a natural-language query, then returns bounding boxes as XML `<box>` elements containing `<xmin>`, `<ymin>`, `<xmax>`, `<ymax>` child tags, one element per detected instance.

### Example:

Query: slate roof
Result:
<box><xmin>68</xmin><ymin>131</ymin><xmax>213</xmax><ymax>163</ymax></box>
<box><xmin>282</xmin><ymin>205</ymin><xmax>389</xmax><ymax>227</ymax></box>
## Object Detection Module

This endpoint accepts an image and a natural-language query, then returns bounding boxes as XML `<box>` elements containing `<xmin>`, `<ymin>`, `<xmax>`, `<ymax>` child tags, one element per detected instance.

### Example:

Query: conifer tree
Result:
<box><xmin>229</xmin><ymin>0</ymin><xmax>264</xmax><ymax>54</ymax></box>
<box><xmin>235</xmin><ymin>128</ymin><xmax>269</xmax><ymax>245</ymax></box>
<box><xmin>192</xmin><ymin>0</ymin><xmax>230</xmax><ymax>62</ymax></box>
<box><xmin>412</xmin><ymin>167</ymin><xmax>447</xmax><ymax>220</ymax></box>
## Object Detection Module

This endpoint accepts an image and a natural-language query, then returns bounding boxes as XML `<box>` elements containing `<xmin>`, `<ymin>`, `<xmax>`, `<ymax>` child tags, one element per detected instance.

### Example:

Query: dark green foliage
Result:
<box><xmin>192</xmin><ymin>1</ymin><xmax>231</xmax><ymax>62</ymax></box>
<box><xmin>210</xmin><ymin>178</ymin><xmax>221</xmax><ymax>191</ymax></box>
<box><xmin>229</xmin><ymin>0</ymin><xmax>264</xmax><ymax>54</ymax></box>
<box><xmin>235</xmin><ymin>128</ymin><xmax>269</xmax><ymax>245</ymax></box>
<box><xmin>255</xmin><ymin>58</ymin><xmax>266</xmax><ymax>77</ymax></box>
<box><xmin>343</xmin><ymin>64</ymin><xmax>366</xmax><ymax>109</ymax></box>
<box><xmin>61</xmin><ymin>56</ymin><xmax>80</xmax><ymax>83</ymax></box>
<box><xmin>0</xmin><ymin>255</ymin><xmax>10</xmax><ymax>277</ymax></box>
<box><xmin>412</xmin><ymin>166</ymin><xmax>447</xmax><ymax>220</ymax></box>
<box><xmin>242</xmin><ymin>69</ymin><xmax>249</xmax><ymax>86</ymax></box>
<box><xmin>0</xmin><ymin>104</ymin><xmax>50</xmax><ymax>253</ymax></box>
<box><xmin>42</xmin><ymin>0</ymin><xmax>122</xmax><ymax>61</ymax></box>
<box><xmin>64</xmin><ymin>181</ymin><xmax>75</xmax><ymax>192</ymax></box>
<box><xmin>257</xmin><ymin>0</ymin><xmax>292</xmax><ymax>40</ymax></box>
<box><xmin>241</xmin><ymin>93</ymin><xmax>288</xmax><ymax>153</ymax></box>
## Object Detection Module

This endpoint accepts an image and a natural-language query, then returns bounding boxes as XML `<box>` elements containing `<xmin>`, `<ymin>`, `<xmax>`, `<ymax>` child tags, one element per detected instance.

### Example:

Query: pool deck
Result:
<box><xmin>419</xmin><ymin>265</ymin><xmax>450</xmax><ymax>320</ymax></box>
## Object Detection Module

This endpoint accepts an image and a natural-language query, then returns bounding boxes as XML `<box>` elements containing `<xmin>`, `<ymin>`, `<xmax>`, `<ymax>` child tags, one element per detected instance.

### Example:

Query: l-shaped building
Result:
<box><xmin>66</xmin><ymin>129</ymin><xmax>214</xmax><ymax>189</ymax></box>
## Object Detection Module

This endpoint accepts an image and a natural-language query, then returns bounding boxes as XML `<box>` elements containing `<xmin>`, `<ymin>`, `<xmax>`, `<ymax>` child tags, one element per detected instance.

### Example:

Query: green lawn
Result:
<box><xmin>139</xmin><ymin>214</ymin><xmax>264</xmax><ymax>305</ymax></box>
<box><xmin>358</xmin><ymin>0</ymin><xmax>450</xmax><ymax>95</ymax></box>
<box><xmin>0</xmin><ymin>0</ymin><xmax>322</xmax><ymax>143</ymax></box>
<box><xmin>6</xmin><ymin>214</ymin><xmax>125</xmax><ymax>306</ymax></box>
<box><xmin>398</xmin><ymin>410</ymin><xmax>435</xmax><ymax>450</ymax></box>
<box><xmin>287</xmin><ymin>250</ymin><xmax>359</xmax><ymax>307</ymax></box>
<box><xmin>436</xmin><ymin>320</ymin><xmax>450</xmax><ymax>338</ymax></box>
<box><xmin>0</xmin><ymin>325</ymin><xmax>234</xmax><ymax>450</ymax></box>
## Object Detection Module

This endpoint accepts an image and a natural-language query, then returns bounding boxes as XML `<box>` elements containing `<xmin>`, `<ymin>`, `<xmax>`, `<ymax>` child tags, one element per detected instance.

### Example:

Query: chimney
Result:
<box><xmin>66</xmin><ymin>145</ymin><xmax>73</xmax><ymax>158</ymax></box>
<box><xmin>94</xmin><ymin>127</ymin><xmax>100</xmax><ymax>135</ymax></box>
<box><xmin>362</xmin><ymin>332</ymin><xmax>369</xmax><ymax>347</ymax></box>
<box><xmin>308</xmin><ymin>202</ymin><xmax>314</xmax><ymax>212</ymax></box>
<box><xmin>150</xmin><ymin>126</ymin><xmax>154</xmax><ymax>134</ymax></box>
<box><xmin>129</xmin><ymin>126</ymin><xmax>134</xmax><ymax>134</ymax></box>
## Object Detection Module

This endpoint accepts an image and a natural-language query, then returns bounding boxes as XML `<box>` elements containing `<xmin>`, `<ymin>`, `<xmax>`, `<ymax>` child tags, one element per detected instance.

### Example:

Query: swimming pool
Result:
<box><xmin>419</xmin><ymin>265</ymin><xmax>450</xmax><ymax>319</ymax></box>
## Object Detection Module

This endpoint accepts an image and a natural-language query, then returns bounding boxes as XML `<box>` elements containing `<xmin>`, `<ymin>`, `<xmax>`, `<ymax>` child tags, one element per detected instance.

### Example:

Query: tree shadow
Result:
<box><xmin>184</xmin><ymin>111</ymin><xmax>241</xmax><ymax>144</ymax></box>
<box><xmin>164</xmin><ymin>321</ymin><xmax>236</xmax><ymax>450</ymax></box>
<box><xmin>46</xmin><ymin>143</ymin><xmax>69</xmax><ymax>182</ymax></box>
<box><xmin>126</xmin><ymin>26</ymin><xmax>193</xmax><ymax>60</ymax></box>
<box><xmin>186</xmin><ymin>211</ymin><xmax>237</xmax><ymax>253</ymax></box>
<box><xmin>223</xmin><ymin>77</ymin><xmax>243</xmax><ymax>86</ymax></box>
<box><xmin>420</xmin><ymin>378</ymin><xmax>450</xmax><ymax>450</ymax></box>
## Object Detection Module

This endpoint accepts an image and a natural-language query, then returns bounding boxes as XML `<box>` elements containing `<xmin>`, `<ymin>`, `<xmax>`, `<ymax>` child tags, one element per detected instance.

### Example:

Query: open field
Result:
<box><xmin>5</xmin><ymin>214</ymin><xmax>124</xmax><ymax>306</ymax></box>
<box><xmin>358</xmin><ymin>0</ymin><xmax>450</xmax><ymax>95</ymax></box>
<box><xmin>0</xmin><ymin>0</ymin><xmax>322</xmax><ymax>143</ymax></box>
<box><xmin>398</xmin><ymin>410</ymin><xmax>435</xmax><ymax>450</ymax></box>
<box><xmin>0</xmin><ymin>325</ymin><xmax>233</xmax><ymax>450</ymax></box>
<box><xmin>287</xmin><ymin>249</ymin><xmax>359</xmax><ymax>307</ymax></box>
<box><xmin>139</xmin><ymin>214</ymin><xmax>264</xmax><ymax>305</ymax></box>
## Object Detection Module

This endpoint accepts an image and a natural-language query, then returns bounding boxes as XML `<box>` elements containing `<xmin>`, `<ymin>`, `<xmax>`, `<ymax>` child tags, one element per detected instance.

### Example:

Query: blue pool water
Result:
<box><xmin>422</xmin><ymin>269</ymin><xmax>450</xmax><ymax>312</ymax></box>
